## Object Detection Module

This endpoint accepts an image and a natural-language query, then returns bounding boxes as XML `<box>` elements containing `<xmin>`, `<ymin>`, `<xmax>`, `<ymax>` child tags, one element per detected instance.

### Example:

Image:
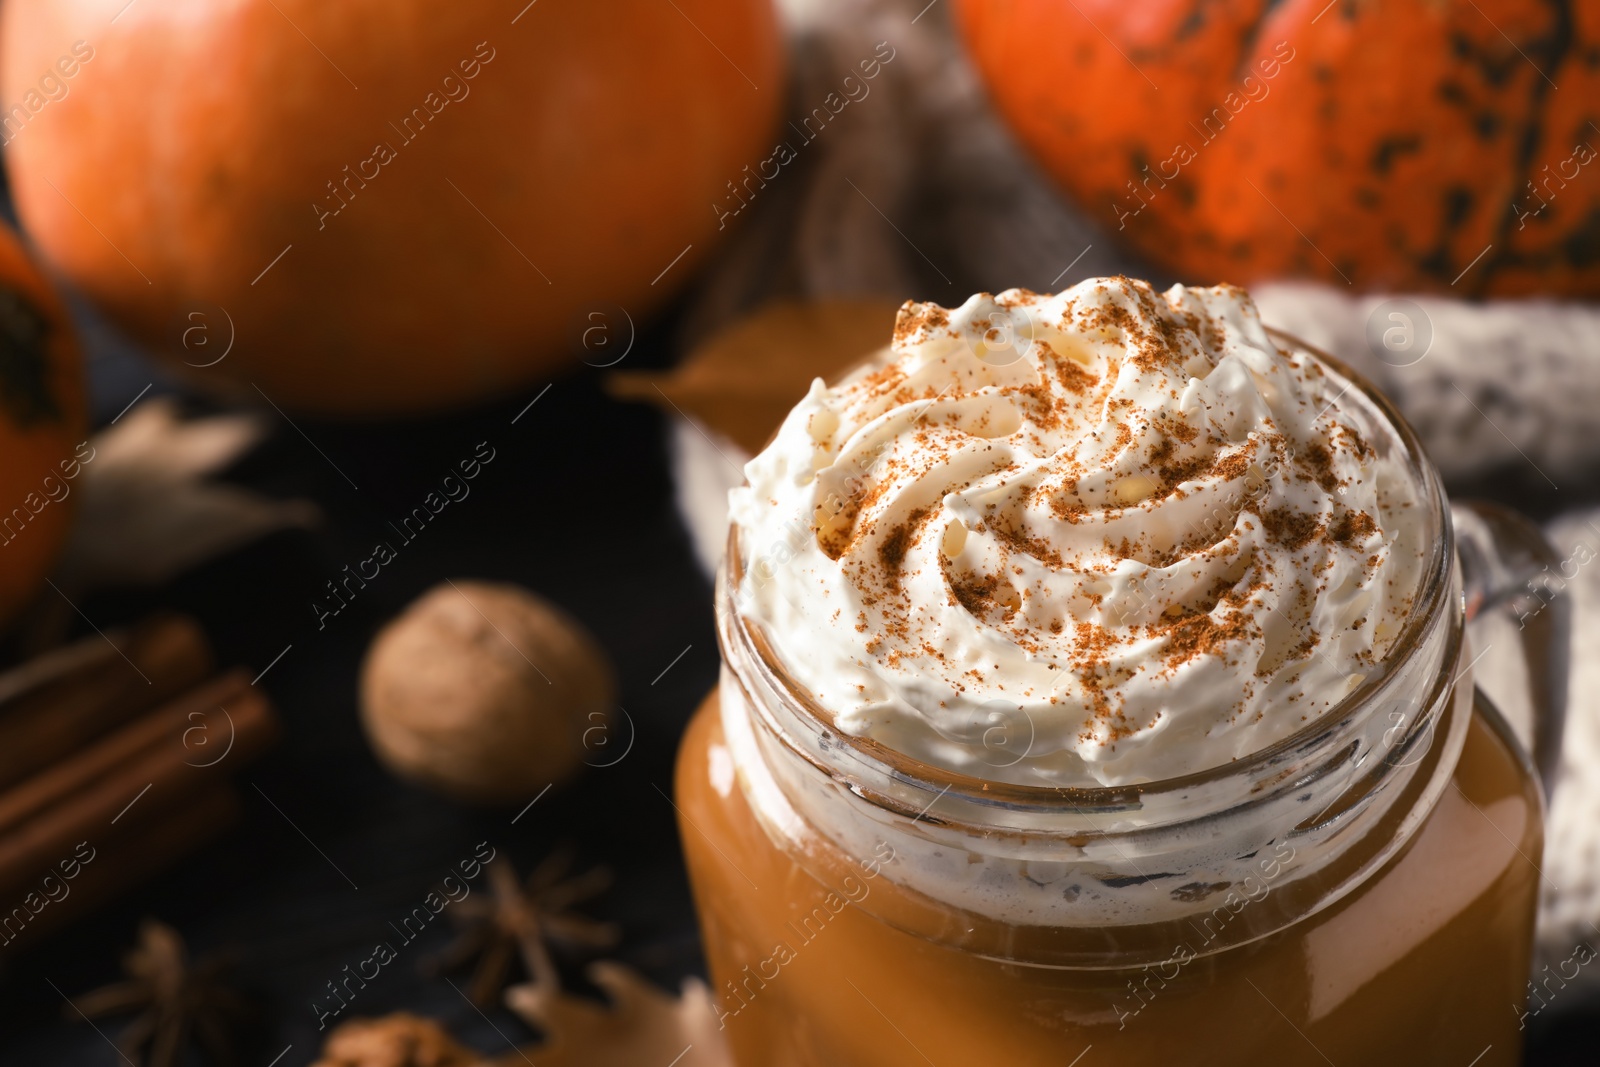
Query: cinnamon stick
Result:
<box><xmin>0</xmin><ymin>614</ymin><xmax>212</xmax><ymax>791</ymax></box>
<box><xmin>0</xmin><ymin>782</ymin><xmax>240</xmax><ymax>953</ymax></box>
<box><xmin>0</xmin><ymin>672</ymin><xmax>277</xmax><ymax>899</ymax></box>
<box><xmin>0</xmin><ymin>671</ymin><xmax>251</xmax><ymax>837</ymax></box>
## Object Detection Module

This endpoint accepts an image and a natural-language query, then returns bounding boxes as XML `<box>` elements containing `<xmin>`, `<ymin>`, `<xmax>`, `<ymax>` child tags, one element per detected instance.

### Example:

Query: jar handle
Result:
<box><xmin>1452</xmin><ymin>500</ymin><xmax>1570</xmax><ymax>797</ymax></box>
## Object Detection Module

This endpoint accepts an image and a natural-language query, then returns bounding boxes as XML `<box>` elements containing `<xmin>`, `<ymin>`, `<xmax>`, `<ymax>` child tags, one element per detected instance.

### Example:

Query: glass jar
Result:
<box><xmin>676</xmin><ymin>335</ymin><xmax>1566</xmax><ymax>1067</ymax></box>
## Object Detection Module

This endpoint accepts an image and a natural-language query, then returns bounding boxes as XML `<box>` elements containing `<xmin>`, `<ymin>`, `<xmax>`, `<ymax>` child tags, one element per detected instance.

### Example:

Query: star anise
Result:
<box><xmin>66</xmin><ymin>918</ymin><xmax>250</xmax><ymax>1067</ymax></box>
<box><xmin>428</xmin><ymin>849</ymin><xmax>618</xmax><ymax>1006</ymax></box>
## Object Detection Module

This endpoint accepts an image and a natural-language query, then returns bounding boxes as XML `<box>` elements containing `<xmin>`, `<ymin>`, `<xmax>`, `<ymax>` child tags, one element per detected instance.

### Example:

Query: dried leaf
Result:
<box><xmin>313</xmin><ymin>966</ymin><xmax>730</xmax><ymax>1067</ymax></box>
<box><xmin>311</xmin><ymin>1014</ymin><xmax>486</xmax><ymax>1067</ymax></box>
<box><xmin>503</xmin><ymin>962</ymin><xmax>731</xmax><ymax>1067</ymax></box>
<box><xmin>608</xmin><ymin>299</ymin><xmax>900</xmax><ymax>454</ymax></box>
<box><xmin>57</xmin><ymin>397</ymin><xmax>318</xmax><ymax>591</ymax></box>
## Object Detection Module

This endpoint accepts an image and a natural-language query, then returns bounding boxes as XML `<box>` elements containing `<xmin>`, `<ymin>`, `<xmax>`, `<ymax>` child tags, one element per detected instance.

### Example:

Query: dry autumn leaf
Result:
<box><xmin>608</xmin><ymin>299</ymin><xmax>900</xmax><ymax>454</ymax></box>
<box><xmin>504</xmin><ymin>961</ymin><xmax>731</xmax><ymax>1067</ymax></box>
<box><xmin>57</xmin><ymin>397</ymin><xmax>318</xmax><ymax>591</ymax></box>
<box><xmin>312</xmin><ymin>966</ymin><xmax>731</xmax><ymax>1067</ymax></box>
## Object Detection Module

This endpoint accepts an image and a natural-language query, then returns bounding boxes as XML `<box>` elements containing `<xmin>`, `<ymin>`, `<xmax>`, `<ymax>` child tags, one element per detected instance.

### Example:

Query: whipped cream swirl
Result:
<box><xmin>729</xmin><ymin>278</ymin><xmax>1425</xmax><ymax>786</ymax></box>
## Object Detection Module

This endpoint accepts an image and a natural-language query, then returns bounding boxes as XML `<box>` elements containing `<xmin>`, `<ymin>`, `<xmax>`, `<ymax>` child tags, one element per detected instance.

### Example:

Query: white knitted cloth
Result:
<box><xmin>670</xmin><ymin>0</ymin><xmax>1600</xmax><ymax>998</ymax></box>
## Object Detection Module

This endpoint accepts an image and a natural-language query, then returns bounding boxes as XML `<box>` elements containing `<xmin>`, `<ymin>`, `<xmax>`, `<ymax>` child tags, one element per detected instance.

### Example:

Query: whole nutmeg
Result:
<box><xmin>360</xmin><ymin>580</ymin><xmax>614</xmax><ymax>804</ymax></box>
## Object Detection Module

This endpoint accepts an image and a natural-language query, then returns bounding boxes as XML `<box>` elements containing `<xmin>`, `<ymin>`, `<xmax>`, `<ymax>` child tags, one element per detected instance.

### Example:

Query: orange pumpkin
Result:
<box><xmin>956</xmin><ymin>0</ymin><xmax>1600</xmax><ymax>296</ymax></box>
<box><xmin>1</xmin><ymin>0</ymin><xmax>783</xmax><ymax>415</ymax></box>
<box><xmin>0</xmin><ymin>222</ymin><xmax>86</xmax><ymax>625</ymax></box>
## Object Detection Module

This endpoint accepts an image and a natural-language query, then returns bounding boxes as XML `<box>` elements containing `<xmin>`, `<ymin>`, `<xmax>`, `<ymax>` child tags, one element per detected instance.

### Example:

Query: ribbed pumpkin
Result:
<box><xmin>0</xmin><ymin>222</ymin><xmax>86</xmax><ymax>625</ymax></box>
<box><xmin>956</xmin><ymin>0</ymin><xmax>1600</xmax><ymax>296</ymax></box>
<box><xmin>1</xmin><ymin>0</ymin><xmax>784</xmax><ymax>415</ymax></box>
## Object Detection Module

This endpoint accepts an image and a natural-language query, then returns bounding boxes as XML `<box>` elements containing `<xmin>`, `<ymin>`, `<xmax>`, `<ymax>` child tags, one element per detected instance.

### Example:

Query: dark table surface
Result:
<box><xmin>0</xmin><ymin>279</ymin><xmax>1596</xmax><ymax>1066</ymax></box>
<box><xmin>0</xmin><ymin>291</ymin><xmax>722</xmax><ymax>1063</ymax></box>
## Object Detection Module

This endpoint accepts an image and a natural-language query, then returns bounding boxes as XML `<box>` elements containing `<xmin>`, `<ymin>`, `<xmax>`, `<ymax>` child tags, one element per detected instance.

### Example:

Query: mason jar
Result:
<box><xmin>676</xmin><ymin>334</ymin><xmax>1566</xmax><ymax>1067</ymax></box>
